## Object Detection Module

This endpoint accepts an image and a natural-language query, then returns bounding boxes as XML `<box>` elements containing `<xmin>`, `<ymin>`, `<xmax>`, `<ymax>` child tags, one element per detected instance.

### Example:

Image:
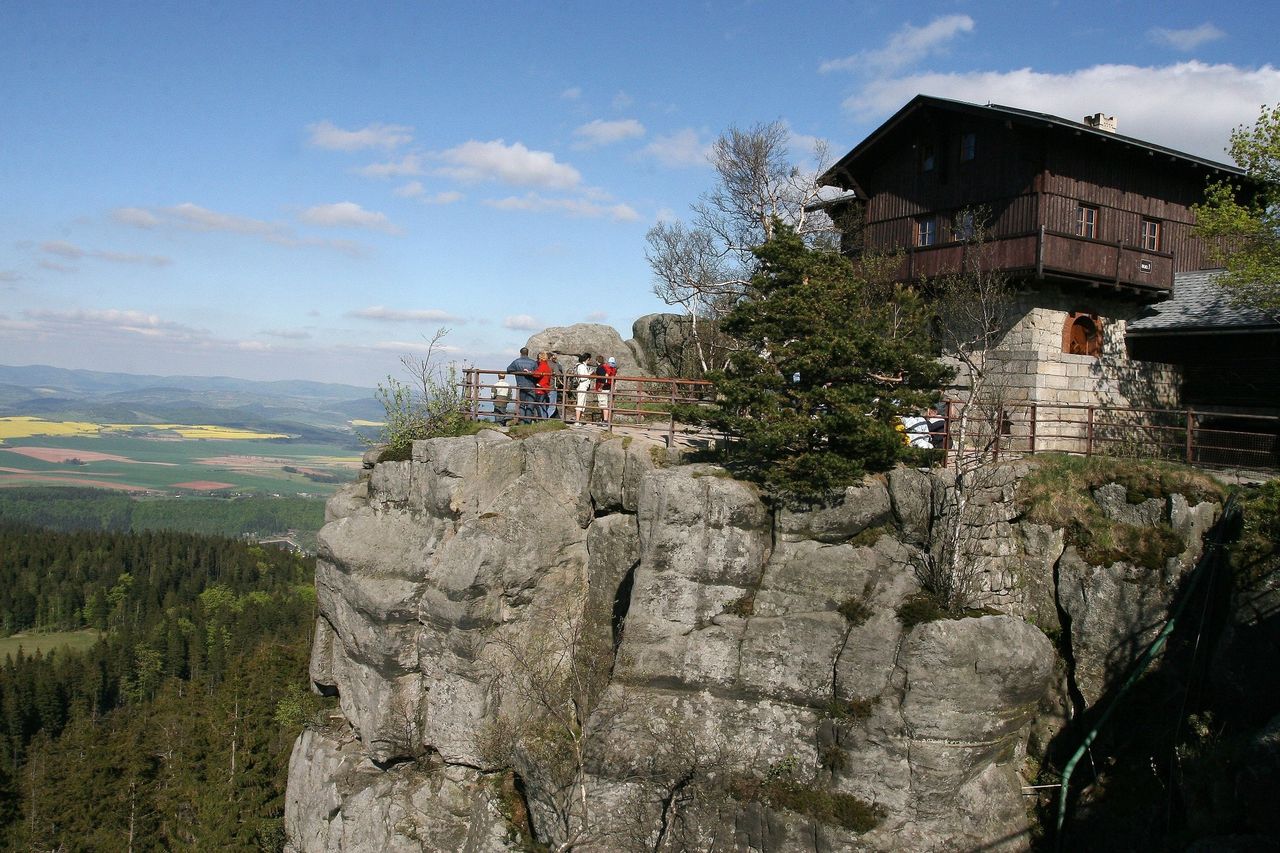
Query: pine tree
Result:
<box><xmin>701</xmin><ymin>225</ymin><xmax>950</xmax><ymax>502</ymax></box>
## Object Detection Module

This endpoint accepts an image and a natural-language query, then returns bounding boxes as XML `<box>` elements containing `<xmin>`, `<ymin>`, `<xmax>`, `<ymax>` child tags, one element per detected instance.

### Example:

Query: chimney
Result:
<box><xmin>1083</xmin><ymin>112</ymin><xmax>1117</xmax><ymax>133</ymax></box>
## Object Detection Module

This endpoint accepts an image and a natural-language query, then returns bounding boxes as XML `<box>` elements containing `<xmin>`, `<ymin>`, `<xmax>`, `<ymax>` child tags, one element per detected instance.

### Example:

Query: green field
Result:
<box><xmin>0</xmin><ymin>432</ymin><xmax>362</xmax><ymax>497</ymax></box>
<box><xmin>0</xmin><ymin>628</ymin><xmax>100</xmax><ymax>660</ymax></box>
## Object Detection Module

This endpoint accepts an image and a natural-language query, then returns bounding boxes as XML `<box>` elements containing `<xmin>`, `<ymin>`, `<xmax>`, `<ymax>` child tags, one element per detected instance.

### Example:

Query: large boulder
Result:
<box><xmin>524</xmin><ymin>323</ymin><xmax>646</xmax><ymax>376</ymax></box>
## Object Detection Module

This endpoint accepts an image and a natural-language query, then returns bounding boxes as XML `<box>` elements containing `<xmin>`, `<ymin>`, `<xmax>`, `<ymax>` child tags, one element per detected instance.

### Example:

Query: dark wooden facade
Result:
<box><xmin>821</xmin><ymin>96</ymin><xmax>1243</xmax><ymax>299</ymax></box>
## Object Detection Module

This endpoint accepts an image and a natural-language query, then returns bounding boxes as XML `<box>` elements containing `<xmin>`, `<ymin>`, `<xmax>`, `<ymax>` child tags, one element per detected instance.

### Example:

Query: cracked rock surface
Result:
<box><xmin>286</xmin><ymin>432</ymin><xmax>1214</xmax><ymax>852</ymax></box>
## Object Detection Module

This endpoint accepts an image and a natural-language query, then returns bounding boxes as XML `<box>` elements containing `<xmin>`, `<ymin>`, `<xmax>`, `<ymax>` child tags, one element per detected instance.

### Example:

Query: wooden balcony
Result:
<box><xmin>889</xmin><ymin>230</ymin><xmax>1174</xmax><ymax>294</ymax></box>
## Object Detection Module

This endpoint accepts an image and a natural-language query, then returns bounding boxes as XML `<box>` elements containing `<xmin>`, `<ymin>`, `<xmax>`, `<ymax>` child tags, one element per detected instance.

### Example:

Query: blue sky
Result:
<box><xmin>3</xmin><ymin>1</ymin><xmax>1278</xmax><ymax>386</ymax></box>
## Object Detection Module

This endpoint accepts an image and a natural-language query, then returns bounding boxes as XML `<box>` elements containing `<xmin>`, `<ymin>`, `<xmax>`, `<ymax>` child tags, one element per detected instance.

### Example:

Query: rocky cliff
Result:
<box><xmin>284</xmin><ymin>430</ymin><xmax>1225</xmax><ymax>852</ymax></box>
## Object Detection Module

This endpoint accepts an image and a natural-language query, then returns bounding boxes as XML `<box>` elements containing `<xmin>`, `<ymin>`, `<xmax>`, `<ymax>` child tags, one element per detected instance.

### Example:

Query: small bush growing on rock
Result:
<box><xmin>727</xmin><ymin>768</ymin><xmax>883</xmax><ymax>833</ymax></box>
<box><xmin>895</xmin><ymin>592</ymin><xmax>948</xmax><ymax>628</ymax></box>
<box><xmin>368</xmin><ymin>329</ymin><xmax>480</xmax><ymax>459</ymax></box>
<box><xmin>837</xmin><ymin>596</ymin><xmax>873</xmax><ymax>626</ymax></box>
<box><xmin>506</xmin><ymin>420</ymin><xmax>568</xmax><ymax>439</ymax></box>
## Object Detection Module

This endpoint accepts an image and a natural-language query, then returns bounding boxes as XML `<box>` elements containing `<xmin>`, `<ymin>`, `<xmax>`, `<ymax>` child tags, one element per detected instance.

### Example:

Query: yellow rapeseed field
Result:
<box><xmin>0</xmin><ymin>417</ymin><xmax>102</xmax><ymax>439</ymax></box>
<box><xmin>0</xmin><ymin>417</ymin><xmax>290</xmax><ymax>441</ymax></box>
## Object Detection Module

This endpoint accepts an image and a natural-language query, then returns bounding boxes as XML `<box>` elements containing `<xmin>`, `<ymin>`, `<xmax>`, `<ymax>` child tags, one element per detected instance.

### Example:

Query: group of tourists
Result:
<box><xmin>491</xmin><ymin>348</ymin><xmax>617</xmax><ymax>426</ymax></box>
<box><xmin>899</xmin><ymin>406</ymin><xmax>947</xmax><ymax>449</ymax></box>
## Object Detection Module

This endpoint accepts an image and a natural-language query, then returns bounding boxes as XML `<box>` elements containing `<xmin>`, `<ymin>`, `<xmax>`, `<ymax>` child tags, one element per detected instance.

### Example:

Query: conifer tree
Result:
<box><xmin>701</xmin><ymin>225</ymin><xmax>950</xmax><ymax>501</ymax></box>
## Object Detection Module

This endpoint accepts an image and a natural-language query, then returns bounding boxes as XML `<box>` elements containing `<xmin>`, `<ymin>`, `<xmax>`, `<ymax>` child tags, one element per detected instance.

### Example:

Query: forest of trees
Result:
<box><xmin>0</xmin><ymin>487</ymin><xmax>324</xmax><ymax>539</ymax></box>
<box><xmin>0</xmin><ymin>523</ymin><xmax>324</xmax><ymax>849</ymax></box>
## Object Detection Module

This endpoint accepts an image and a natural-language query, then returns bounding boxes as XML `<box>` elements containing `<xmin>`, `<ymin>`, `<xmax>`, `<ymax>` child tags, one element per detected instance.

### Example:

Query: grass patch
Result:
<box><xmin>728</xmin><ymin>772</ymin><xmax>882</xmax><ymax>833</ymax></box>
<box><xmin>896</xmin><ymin>593</ymin><xmax>948</xmax><ymax>627</ymax></box>
<box><xmin>1018</xmin><ymin>455</ymin><xmax>1223</xmax><ymax>571</ymax></box>
<box><xmin>0</xmin><ymin>628</ymin><xmax>100</xmax><ymax>659</ymax></box>
<box><xmin>507</xmin><ymin>420</ymin><xmax>568</xmax><ymax>439</ymax></box>
<box><xmin>848</xmin><ymin>523</ymin><xmax>894</xmax><ymax>548</ymax></box>
<box><xmin>837</xmin><ymin>596</ymin><xmax>873</xmax><ymax>626</ymax></box>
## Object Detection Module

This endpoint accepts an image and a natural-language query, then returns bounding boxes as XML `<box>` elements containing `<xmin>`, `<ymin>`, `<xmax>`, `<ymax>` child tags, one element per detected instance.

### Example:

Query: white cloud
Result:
<box><xmin>350</xmin><ymin>306</ymin><xmax>465</xmax><ymax>324</ymax></box>
<box><xmin>844</xmin><ymin>62</ymin><xmax>1280</xmax><ymax>160</ymax></box>
<box><xmin>485</xmin><ymin>193</ymin><xmax>639</xmax><ymax>222</ymax></box>
<box><xmin>423</xmin><ymin>190</ymin><xmax>464</xmax><ymax>205</ymax></box>
<box><xmin>503</xmin><ymin>314</ymin><xmax>541</xmax><ymax>331</ymax></box>
<box><xmin>261</xmin><ymin>328</ymin><xmax>311</xmax><ymax>340</ymax></box>
<box><xmin>365</xmin><ymin>339</ymin><xmax>461</xmax><ymax>354</ymax></box>
<box><xmin>24</xmin><ymin>308</ymin><xmax>206</xmax><ymax>341</ymax></box>
<box><xmin>435</xmin><ymin>140</ymin><xmax>581</xmax><ymax>189</ymax></box>
<box><xmin>561</xmin><ymin>86</ymin><xmax>582</xmax><ymax>100</ymax></box>
<box><xmin>111</xmin><ymin>203</ymin><xmax>369</xmax><ymax>255</ymax></box>
<box><xmin>308</xmin><ymin>120</ymin><xmax>413</xmax><ymax>151</ymax></box>
<box><xmin>1149</xmin><ymin>23</ymin><xmax>1226</xmax><ymax>52</ymax></box>
<box><xmin>821</xmin><ymin>14</ymin><xmax>974</xmax><ymax>74</ymax></box>
<box><xmin>111</xmin><ymin>207</ymin><xmax>160</xmax><ymax>228</ymax></box>
<box><xmin>573</xmin><ymin>118</ymin><xmax>646</xmax><ymax>148</ymax></box>
<box><xmin>394</xmin><ymin>183</ymin><xmax>463</xmax><ymax>204</ymax></box>
<box><xmin>299</xmin><ymin>202</ymin><xmax>402</xmax><ymax>234</ymax></box>
<box><xmin>40</xmin><ymin>240</ymin><xmax>171</xmax><ymax>267</ymax></box>
<box><xmin>163</xmin><ymin>202</ymin><xmax>280</xmax><ymax>236</ymax></box>
<box><xmin>612</xmin><ymin>91</ymin><xmax>633</xmax><ymax>110</ymax></box>
<box><xmin>41</xmin><ymin>240</ymin><xmax>83</xmax><ymax>259</ymax></box>
<box><xmin>394</xmin><ymin>181</ymin><xmax>425</xmax><ymax>198</ymax></box>
<box><xmin>584</xmin><ymin>311</ymin><xmax>607</xmax><ymax>322</ymax></box>
<box><xmin>642</xmin><ymin>129</ymin><xmax>712</xmax><ymax>168</ymax></box>
<box><xmin>355</xmin><ymin>154</ymin><xmax>425</xmax><ymax>178</ymax></box>
<box><xmin>0</xmin><ymin>270</ymin><xmax>19</xmax><ymax>284</ymax></box>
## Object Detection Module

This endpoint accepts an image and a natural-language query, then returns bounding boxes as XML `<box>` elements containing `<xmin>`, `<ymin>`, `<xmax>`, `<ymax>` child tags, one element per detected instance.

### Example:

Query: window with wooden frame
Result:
<box><xmin>953</xmin><ymin>210</ymin><xmax>976</xmax><ymax>242</ymax></box>
<box><xmin>1141</xmin><ymin>218</ymin><xmax>1161</xmax><ymax>251</ymax></box>
<box><xmin>959</xmin><ymin>132</ymin><xmax>976</xmax><ymax>162</ymax></box>
<box><xmin>1076</xmin><ymin>204</ymin><xmax>1098</xmax><ymax>239</ymax></box>
<box><xmin>916</xmin><ymin>216</ymin><xmax>937</xmax><ymax>247</ymax></box>
<box><xmin>1062</xmin><ymin>311</ymin><xmax>1103</xmax><ymax>357</ymax></box>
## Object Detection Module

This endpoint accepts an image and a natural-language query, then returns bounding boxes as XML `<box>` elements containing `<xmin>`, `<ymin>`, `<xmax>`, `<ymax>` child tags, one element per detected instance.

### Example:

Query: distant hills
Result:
<box><xmin>0</xmin><ymin>363</ymin><xmax>382</xmax><ymax>444</ymax></box>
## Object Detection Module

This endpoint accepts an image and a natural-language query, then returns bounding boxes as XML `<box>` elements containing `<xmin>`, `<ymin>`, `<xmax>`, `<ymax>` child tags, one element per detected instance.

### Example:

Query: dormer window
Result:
<box><xmin>959</xmin><ymin>132</ymin><xmax>976</xmax><ymax>162</ymax></box>
<box><xmin>916</xmin><ymin>216</ymin><xmax>937</xmax><ymax>247</ymax></box>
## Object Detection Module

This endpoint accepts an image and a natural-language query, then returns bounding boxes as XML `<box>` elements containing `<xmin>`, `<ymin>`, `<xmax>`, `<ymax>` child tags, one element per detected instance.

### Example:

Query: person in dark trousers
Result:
<box><xmin>506</xmin><ymin>347</ymin><xmax>537</xmax><ymax>424</ymax></box>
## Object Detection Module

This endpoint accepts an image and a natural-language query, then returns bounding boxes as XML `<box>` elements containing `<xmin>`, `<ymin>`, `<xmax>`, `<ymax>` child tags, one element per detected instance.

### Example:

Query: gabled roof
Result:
<box><xmin>820</xmin><ymin>94</ymin><xmax>1244</xmax><ymax>191</ymax></box>
<box><xmin>1128</xmin><ymin>270</ymin><xmax>1278</xmax><ymax>334</ymax></box>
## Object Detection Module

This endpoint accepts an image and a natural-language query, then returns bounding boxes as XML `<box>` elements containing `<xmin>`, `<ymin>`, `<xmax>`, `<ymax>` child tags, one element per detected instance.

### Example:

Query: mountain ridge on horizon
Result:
<box><xmin>0</xmin><ymin>363</ymin><xmax>374</xmax><ymax>399</ymax></box>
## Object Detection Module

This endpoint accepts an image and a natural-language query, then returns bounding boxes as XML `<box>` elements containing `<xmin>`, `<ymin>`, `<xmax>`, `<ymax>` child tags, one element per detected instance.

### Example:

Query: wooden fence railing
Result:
<box><xmin>459</xmin><ymin>368</ymin><xmax>715</xmax><ymax>447</ymax></box>
<box><xmin>459</xmin><ymin>367</ymin><xmax>1280</xmax><ymax>471</ymax></box>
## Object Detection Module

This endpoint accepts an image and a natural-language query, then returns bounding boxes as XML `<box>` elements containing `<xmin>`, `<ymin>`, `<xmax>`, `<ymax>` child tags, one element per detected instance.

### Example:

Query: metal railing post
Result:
<box><xmin>1086</xmin><ymin>406</ymin><xmax>1095</xmax><ymax>457</ymax></box>
<box><xmin>1185</xmin><ymin>408</ymin><xmax>1195</xmax><ymax>464</ymax></box>
<box><xmin>1029</xmin><ymin>403</ymin><xmax>1037</xmax><ymax>454</ymax></box>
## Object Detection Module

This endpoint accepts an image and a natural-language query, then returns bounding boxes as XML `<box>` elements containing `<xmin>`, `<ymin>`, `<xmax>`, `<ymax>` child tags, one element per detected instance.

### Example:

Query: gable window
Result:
<box><xmin>1076</xmin><ymin>204</ymin><xmax>1098</xmax><ymax>239</ymax></box>
<box><xmin>959</xmin><ymin>132</ymin><xmax>976</xmax><ymax>162</ymax></box>
<box><xmin>918</xmin><ymin>143</ymin><xmax>936</xmax><ymax>173</ymax></box>
<box><xmin>1062</xmin><ymin>311</ymin><xmax>1103</xmax><ymax>357</ymax></box>
<box><xmin>916</xmin><ymin>216</ymin><xmax>937</xmax><ymax>247</ymax></box>
<box><xmin>1141</xmin><ymin>218</ymin><xmax>1161</xmax><ymax>251</ymax></box>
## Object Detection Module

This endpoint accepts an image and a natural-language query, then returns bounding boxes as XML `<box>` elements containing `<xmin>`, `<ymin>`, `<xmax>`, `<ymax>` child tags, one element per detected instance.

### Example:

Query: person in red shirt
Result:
<box><xmin>533</xmin><ymin>351</ymin><xmax>553</xmax><ymax>419</ymax></box>
<box><xmin>594</xmin><ymin>355</ymin><xmax>617</xmax><ymax>423</ymax></box>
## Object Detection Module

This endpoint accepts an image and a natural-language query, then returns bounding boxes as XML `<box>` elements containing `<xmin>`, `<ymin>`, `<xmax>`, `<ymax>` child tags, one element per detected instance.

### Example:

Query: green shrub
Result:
<box><xmin>895</xmin><ymin>593</ymin><xmax>947</xmax><ymax>627</ymax></box>
<box><xmin>837</xmin><ymin>596</ymin><xmax>873</xmax><ymax>626</ymax></box>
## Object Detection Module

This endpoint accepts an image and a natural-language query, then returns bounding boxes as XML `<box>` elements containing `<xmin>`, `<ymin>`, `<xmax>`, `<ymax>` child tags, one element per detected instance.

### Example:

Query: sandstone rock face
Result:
<box><xmin>287</xmin><ymin>444</ymin><xmax>1218</xmax><ymax>852</ymax></box>
<box><xmin>523</xmin><ymin>323</ymin><xmax>647</xmax><ymax>377</ymax></box>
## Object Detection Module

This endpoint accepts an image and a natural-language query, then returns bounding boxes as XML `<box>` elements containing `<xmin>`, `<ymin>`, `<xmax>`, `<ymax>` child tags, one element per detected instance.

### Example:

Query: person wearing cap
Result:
<box><xmin>595</xmin><ymin>355</ymin><xmax>617</xmax><ymax>423</ymax></box>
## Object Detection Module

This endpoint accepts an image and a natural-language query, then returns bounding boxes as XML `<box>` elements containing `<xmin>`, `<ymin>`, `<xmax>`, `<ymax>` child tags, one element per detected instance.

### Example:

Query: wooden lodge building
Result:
<box><xmin>818</xmin><ymin>95</ymin><xmax>1279</xmax><ymax>421</ymax></box>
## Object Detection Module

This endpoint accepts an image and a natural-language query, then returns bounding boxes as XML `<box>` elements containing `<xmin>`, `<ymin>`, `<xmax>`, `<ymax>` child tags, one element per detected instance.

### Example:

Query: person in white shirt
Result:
<box><xmin>491</xmin><ymin>372</ymin><xmax>514</xmax><ymax>425</ymax></box>
<box><xmin>573</xmin><ymin>353</ymin><xmax>593</xmax><ymax>423</ymax></box>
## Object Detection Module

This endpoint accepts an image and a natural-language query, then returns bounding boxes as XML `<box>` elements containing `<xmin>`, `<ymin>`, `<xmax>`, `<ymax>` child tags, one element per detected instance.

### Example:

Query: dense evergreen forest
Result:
<box><xmin>0</xmin><ymin>523</ymin><xmax>325</xmax><ymax>850</ymax></box>
<box><xmin>0</xmin><ymin>487</ymin><xmax>324</xmax><ymax>539</ymax></box>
